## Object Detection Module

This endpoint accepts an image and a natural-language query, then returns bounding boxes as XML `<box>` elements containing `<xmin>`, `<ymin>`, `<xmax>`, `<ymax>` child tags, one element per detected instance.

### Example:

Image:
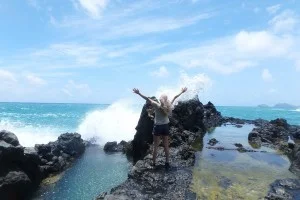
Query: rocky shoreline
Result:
<box><xmin>100</xmin><ymin>98</ymin><xmax>300</xmax><ymax>200</ymax></box>
<box><xmin>0</xmin><ymin>131</ymin><xmax>86</xmax><ymax>200</ymax></box>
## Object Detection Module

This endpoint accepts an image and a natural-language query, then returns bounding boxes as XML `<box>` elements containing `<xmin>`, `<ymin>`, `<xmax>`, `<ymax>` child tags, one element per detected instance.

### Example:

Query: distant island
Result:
<box><xmin>258</xmin><ymin>103</ymin><xmax>299</xmax><ymax>109</ymax></box>
<box><xmin>257</xmin><ymin>104</ymin><xmax>269</xmax><ymax>108</ymax></box>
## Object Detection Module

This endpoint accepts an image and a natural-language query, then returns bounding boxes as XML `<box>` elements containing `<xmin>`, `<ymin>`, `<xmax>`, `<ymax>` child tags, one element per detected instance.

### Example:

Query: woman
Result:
<box><xmin>133</xmin><ymin>87</ymin><xmax>187</xmax><ymax>169</ymax></box>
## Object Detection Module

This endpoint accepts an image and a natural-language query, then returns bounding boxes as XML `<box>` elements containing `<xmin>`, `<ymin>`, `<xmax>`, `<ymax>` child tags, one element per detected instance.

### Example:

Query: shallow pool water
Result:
<box><xmin>191</xmin><ymin>124</ymin><xmax>298</xmax><ymax>200</ymax></box>
<box><xmin>34</xmin><ymin>146</ymin><xmax>129</xmax><ymax>200</ymax></box>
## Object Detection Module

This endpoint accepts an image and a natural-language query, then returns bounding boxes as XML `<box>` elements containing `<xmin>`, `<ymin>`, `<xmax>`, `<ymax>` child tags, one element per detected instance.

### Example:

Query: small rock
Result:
<box><xmin>234</xmin><ymin>143</ymin><xmax>243</xmax><ymax>148</ymax></box>
<box><xmin>208</xmin><ymin>138</ymin><xmax>218</xmax><ymax>146</ymax></box>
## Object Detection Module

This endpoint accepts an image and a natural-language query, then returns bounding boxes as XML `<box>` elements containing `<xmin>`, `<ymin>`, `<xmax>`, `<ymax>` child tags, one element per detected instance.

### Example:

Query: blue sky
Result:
<box><xmin>0</xmin><ymin>0</ymin><xmax>299</xmax><ymax>106</ymax></box>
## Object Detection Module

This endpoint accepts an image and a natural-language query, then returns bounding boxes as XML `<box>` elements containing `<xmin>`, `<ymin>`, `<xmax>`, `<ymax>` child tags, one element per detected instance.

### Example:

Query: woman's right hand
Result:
<box><xmin>181</xmin><ymin>87</ymin><xmax>187</xmax><ymax>93</ymax></box>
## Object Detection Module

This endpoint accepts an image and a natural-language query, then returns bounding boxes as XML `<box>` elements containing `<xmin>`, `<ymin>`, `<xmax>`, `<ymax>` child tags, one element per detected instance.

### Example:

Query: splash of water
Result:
<box><xmin>155</xmin><ymin>71</ymin><xmax>212</xmax><ymax>103</ymax></box>
<box><xmin>77</xmin><ymin>100</ymin><xmax>141</xmax><ymax>145</ymax></box>
<box><xmin>0</xmin><ymin>119</ymin><xmax>60</xmax><ymax>147</ymax></box>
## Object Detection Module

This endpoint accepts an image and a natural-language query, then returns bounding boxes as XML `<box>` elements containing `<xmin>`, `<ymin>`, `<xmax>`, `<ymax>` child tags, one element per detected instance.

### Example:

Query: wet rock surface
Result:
<box><xmin>266</xmin><ymin>179</ymin><xmax>300</xmax><ymax>200</ymax></box>
<box><xmin>0</xmin><ymin>131</ymin><xmax>85</xmax><ymax>200</ymax></box>
<box><xmin>225</xmin><ymin>117</ymin><xmax>300</xmax><ymax>198</ymax></box>
<box><xmin>208</xmin><ymin>138</ymin><xmax>218</xmax><ymax>146</ymax></box>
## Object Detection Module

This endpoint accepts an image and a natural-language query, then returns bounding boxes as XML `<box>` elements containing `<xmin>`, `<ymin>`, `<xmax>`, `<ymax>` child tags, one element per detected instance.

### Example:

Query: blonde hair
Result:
<box><xmin>159</xmin><ymin>94</ymin><xmax>172</xmax><ymax>116</ymax></box>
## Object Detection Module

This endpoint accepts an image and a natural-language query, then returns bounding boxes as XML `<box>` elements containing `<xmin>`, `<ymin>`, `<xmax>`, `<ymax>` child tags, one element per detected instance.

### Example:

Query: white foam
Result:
<box><xmin>294</xmin><ymin>108</ymin><xmax>300</xmax><ymax>112</ymax></box>
<box><xmin>77</xmin><ymin>99</ymin><xmax>141</xmax><ymax>145</ymax></box>
<box><xmin>0</xmin><ymin>119</ymin><xmax>60</xmax><ymax>147</ymax></box>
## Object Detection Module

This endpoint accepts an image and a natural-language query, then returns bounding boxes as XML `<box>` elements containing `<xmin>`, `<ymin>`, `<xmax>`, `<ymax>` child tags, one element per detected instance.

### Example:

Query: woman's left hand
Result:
<box><xmin>133</xmin><ymin>88</ymin><xmax>140</xmax><ymax>94</ymax></box>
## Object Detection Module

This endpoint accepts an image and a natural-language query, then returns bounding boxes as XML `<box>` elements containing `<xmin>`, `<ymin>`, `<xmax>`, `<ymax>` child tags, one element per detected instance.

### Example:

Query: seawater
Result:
<box><xmin>217</xmin><ymin>106</ymin><xmax>300</xmax><ymax>125</ymax></box>
<box><xmin>33</xmin><ymin>147</ymin><xmax>129</xmax><ymax>200</ymax></box>
<box><xmin>0</xmin><ymin>103</ymin><xmax>299</xmax><ymax>147</ymax></box>
<box><xmin>191</xmin><ymin>124</ymin><xmax>298</xmax><ymax>199</ymax></box>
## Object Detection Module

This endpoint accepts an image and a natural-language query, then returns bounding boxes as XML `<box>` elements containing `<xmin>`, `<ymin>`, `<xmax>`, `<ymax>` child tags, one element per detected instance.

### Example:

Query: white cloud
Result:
<box><xmin>266</xmin><ymin>4</ymin><xmax>281</xmax><ymax>14</ymax></box>
<box><xmin>234</xmin><ymin>31</ymin><xmax>292</xmax><ymax>56</ymax></box>
<box><xmin>62</xmin><ymin>80</ymin><xmax>92</xmax><ymax>97</ymax></box>
<box><xmin>153</xmin><ymin>29</ymin><xmax>294</xmax><ymax>74</ymax></box>
<box><xmin>155</xmin><ymin>71</ymin><xmax>212</xmax><ymax>102</ymax></box>
<box><xmin>262</xmin><ymin>69</ymin><xmax>273</xmax><ymax>82</ymax></box>
<box><xmin>26</xmin><ymin>74</ymin><xmax>46</xmax><ymax>86</ymax></box>
<box><xmin>31</xmin><ymin>43</ymin><xmax>104</xmax><ymax>67</ymax></box>
<box><xmin>78</xmin><ymin>0</ymin><xmax>109</xmax><ymax>18</ymax></box>
<box><xmin>269</xmin><ymin>10</ymin><xmax>298</xmax><ymax>33</ymax></box>
<box><xmin>151</xmin><ymin>66</ymin><xmax>169</xmax><ymax>78</ymax></box>
<box><xmin>52</xmin><ymin>10</ymin><xmax>215</xmax><ymax>39</ymax></box>
<box><xmin>0</xmin><ymin>69</ymin><xmax>17</xmax><ymax>82</ymax></box>
<box><xmin>103</xmin><ymin>13</ymin><xmax>214</xmax><ymax>38</ymax></box>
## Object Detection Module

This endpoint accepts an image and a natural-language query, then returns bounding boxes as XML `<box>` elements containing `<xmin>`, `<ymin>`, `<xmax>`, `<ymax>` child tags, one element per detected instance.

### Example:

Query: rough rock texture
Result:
<box><xmin>97</xmin><ymin>97</ymin><xmax>221</xmax><ymax>200</ymax></box>
<box><xmin>265</xmin><ymin>179</ymin><xmax>300</xmax><ymax>200</ymax></box>
<box><xmin>35</xmin><ymin>133</ymin><xmax>85</xmax><ymax>177</ymax></box>
<box><xmin>0</xmin><ymin>130</ymin><xmax>41</xmax><ymax>200</ymax></box>
<box><xmin>0</xmin><ymin>131</ymin><xmax>85</xmax><ymax>200</ymax></box>
<box><xmin>129</xmin><ymin>96</ymin><xmax>222</xmax><ymax>163</ymax></box>
<box><xmin>202</xmin><ymin>101</ymin><xmax>223</xmax><ymax>129</ymax></box>
<box><xmin>243</xmin><ymin>118</ymin><xmax>300</xmax><ymax>176</ymax></box>
<box><xmin>104</xmin><ymin>141</ymin><xmax>128</xmax><ymax>153</ymax></box>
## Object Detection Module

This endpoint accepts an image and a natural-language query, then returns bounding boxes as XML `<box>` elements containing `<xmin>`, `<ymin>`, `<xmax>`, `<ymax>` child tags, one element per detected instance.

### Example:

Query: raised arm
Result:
<box><xmin>171</xmin><ymin>87</ymin><xmax>187</xmax><ymax>104</ymax></box>
<box><xmin>133</xmin><ymin>88</ymin><xmax>159</xmax><ymax>106</ymax></box>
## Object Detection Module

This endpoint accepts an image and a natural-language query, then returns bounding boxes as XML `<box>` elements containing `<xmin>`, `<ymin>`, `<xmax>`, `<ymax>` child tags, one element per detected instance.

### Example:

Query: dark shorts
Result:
<box><xmin>153</xmin><ymin>124</ymin><xmax>169</xmax><ymax>136</ymax></box>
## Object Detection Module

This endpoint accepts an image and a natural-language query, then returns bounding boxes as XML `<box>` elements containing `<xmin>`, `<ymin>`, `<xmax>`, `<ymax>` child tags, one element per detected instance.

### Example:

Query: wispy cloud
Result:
<box><xmin>266</xmin><ymin>4</ymin><xmax>281</xmax><ymax>15</ymax></box>
<box><xmin>151</xmin><ymin>66</ymin><xmax>169</xmax><ymax>78</ymax></box>
<box><xmin>0</xmin><ymin>69</ymin><xmax>17</xmax><ymax>82</ymax></box>
<box><xmin>268</xmin><ymin>88</ymin><xmax>278</xmax><ymax>94</ymax></box>
<box><xmin>269</xmin><ymin>10</ymin><xmax>298</xmax><ymax>33</ymax></box>
<box><xmin>52</xmin><ymin>12</ymin><xmax>215</xmax><ymax>40</ymax></box>
<box><xmin>26</xmin><ymin>74</ymin><xmax>47</xmax><ymax>86</ymax></box>
<box><xmin>62</xmin><ymin>80</ymin><xmax>91</xmax><ymax>97</ymax></box>
<box><xmin>27</xmin><ymin>0</ymin><xmax>40</xmax><ymax>10</ymax></box>
<box><xmin>77</xmin><ymin>0</ymin><xmax>109</xmax><ymax>19</ymax></box>
<box><xmin>261</xmin><ymin>69</ymin><xmax>273</xmax><ymax>82</ymax></box>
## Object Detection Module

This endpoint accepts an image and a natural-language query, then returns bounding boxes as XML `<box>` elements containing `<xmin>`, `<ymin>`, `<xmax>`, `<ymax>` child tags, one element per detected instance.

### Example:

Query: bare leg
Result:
<box><xmin>162</xmin><ymin>136</ymin><xmax>169</xmax><ymax>163</ymax></box>
<box><xmin>153</xmin><ymin>135</ymin><xmax>160</xmax><ymax>165</ymax></box>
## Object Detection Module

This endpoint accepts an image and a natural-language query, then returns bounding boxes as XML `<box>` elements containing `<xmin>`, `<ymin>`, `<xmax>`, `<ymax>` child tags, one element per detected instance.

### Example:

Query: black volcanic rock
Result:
<box><xmin>248</xmin><ymin>118</ymin><xmax>290</xmax><ymax>146</ymax></box>
<box><xmin>0</xmin><ymin>130</ymin><xmax>20</xmax><ymax>146</ymax></box>
<box><xmin>35</xmin><ymin>133</ymin><xmax>85</xmax><ymax>177</ymax></box>
<box><xmin>131</xmin><ymin>102</ymin><xmax>155</xmax><ymax>162</ymax></box>
<box><xmin>0</xmin><ymin>131</ymin><xmax>86</xmax><ymax>200</ymax></box>
<box><xmin>203</xmin><ymin>101</ymin><xmax>223</xmax><ymax>129</ymax></box>
<box><xmin>0</xmin><ymin>171</ymin><xmax>32</xmax><ymax>200</ymax></box>
<box><xmin>104</xmin><ymin>141</ymin><xmax>128</xmax><ymax>153</ymax></box>
<box><xmin>170</xmin><ymin>96</ymin><xmax>205</xmax><ymax>132</ymax></box>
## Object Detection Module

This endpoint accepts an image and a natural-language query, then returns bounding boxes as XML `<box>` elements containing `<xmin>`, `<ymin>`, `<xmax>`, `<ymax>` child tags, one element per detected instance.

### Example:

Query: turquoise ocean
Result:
<box><xmin>0</xmin><ymin>102</ymin><xmax>300</xmax><ymax>199</ymax></box>
<box><xmin>0</xmin><ymin>102</ymin><xmax>299</xmax><ymax>147</ymax></box>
